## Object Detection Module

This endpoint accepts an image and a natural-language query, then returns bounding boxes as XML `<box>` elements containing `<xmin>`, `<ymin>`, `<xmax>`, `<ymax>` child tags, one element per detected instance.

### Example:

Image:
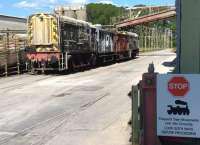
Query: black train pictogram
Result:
<box><xmin>167</xmin><ymin>100</ymin><xmax>190</xmax><ymax>115</ymax></box>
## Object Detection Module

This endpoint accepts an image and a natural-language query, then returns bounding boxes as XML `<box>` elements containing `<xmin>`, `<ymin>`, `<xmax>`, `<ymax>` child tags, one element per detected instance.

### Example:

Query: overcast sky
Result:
<box><xmin>0</xmin><ymin>0</ymin><xmax>175</xmax><ymax>17</ymax></box>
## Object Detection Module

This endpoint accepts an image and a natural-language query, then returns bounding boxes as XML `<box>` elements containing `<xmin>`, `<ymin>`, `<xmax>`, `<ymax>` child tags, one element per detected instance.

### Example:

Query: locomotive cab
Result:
<box><xmin>26</xmin><ymin>13</ymin><xmax>61</xmax><ymax>72</ymax></box>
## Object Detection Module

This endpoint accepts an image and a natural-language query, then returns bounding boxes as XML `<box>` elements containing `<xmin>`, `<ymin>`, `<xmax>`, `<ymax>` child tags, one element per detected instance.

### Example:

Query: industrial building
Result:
<box><xmin>0</xmin><ymin>15</ymin><xmax>26</xmax><ymax>31</ymax></box>
<box><xmin>54</xmin><ymin>5</ymin><xmax>87</xmax><ymax>21</ymax></box>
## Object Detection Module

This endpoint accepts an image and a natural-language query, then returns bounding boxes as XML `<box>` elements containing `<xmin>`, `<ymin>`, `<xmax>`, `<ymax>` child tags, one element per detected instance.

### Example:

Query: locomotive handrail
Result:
<box><xmin>0</xmin><ymin>30</ymin><xmax>26</xmax><ymax>34</ymax></box>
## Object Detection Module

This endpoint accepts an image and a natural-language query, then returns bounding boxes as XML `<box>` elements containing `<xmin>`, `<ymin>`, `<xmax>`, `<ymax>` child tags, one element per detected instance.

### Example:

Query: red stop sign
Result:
<box><xmin>168</xmin><ymin>76</ymin><xmax>189</xmax><ymax>96</ymax></box>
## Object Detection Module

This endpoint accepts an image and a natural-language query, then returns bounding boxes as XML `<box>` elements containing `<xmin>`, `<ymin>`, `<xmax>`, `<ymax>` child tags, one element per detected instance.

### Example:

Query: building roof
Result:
<box><xmin>0</xmin><ymin>14</ymin><xmax>26</xmax><ymax>22</ymax></box>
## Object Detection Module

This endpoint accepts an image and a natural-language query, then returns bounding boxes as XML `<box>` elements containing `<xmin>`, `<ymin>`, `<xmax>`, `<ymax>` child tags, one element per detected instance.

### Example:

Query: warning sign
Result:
<box><xmin>168</xmin><ymin>76</ymin><xmax>189</xmax><ymax>96</ymax></box>
<box><xmin>157</xmin><ymin>74</ymin><xmax>200</xmax><ymax>138</ymax></box>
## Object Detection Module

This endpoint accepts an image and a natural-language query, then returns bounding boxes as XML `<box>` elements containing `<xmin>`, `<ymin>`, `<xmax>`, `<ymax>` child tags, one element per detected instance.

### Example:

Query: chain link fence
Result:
<box><xmin>138</xmin><ymin>27</ymin><xmax>173</xmax><ymax>52</ymax></box>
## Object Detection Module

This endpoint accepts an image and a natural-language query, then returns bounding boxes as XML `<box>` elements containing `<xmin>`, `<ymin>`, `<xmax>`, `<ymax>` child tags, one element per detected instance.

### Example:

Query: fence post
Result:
<box><xmin>17</xmin><ymin>50</ymin><xmax>20</xmax><ymax>75</ymax></box>
<box><xmin>140</xmin><ymin>63</ymin><xmax>158</xmax><ymax>145</ymax></box>
<box><xmin>16</xmin><ymin>38</ymin><xmax>20</xmax><ymax>75</ymax></box>
<box><xmin>171</xmin><ymin>30</ymin><xmax>173</xmax><ymax>49</ymax></box>
<box><xmin>132</xmin><ymin>85</ymin><xmax>140</xmax><ymax>145</ymax></box>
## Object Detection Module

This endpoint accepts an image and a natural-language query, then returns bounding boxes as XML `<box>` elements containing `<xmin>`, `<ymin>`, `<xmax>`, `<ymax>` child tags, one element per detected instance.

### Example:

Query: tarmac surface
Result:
<box><xmin>0</xmin><ymin>49</ymin><xmax>176</xmax><ymax>145</ymax></box>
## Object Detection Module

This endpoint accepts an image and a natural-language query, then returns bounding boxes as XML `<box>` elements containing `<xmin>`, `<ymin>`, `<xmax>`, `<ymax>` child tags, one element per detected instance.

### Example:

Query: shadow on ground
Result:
<box><xmin>33</xmin><ymin>57</ymin><xmax>139</xmax><ymax>76</ymax></box>
<box><xmin>162</xmin><ymin>57</ymin><xmax>176</xmax><ymax>67</ymax></box>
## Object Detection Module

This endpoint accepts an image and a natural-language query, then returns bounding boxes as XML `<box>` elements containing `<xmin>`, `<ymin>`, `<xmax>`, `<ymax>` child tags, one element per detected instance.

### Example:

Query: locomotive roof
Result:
<box><xmin>58</xmin><ymin>15</ymin><xmax>91</xmax><ymax>27</ymax></box>
<box><xmin>116</xmin><ymin>31</ymin><xmax>138</xmax><ymax>37</ymax></box>
<box><xmin>29</xmin><ymin>13</ymin><xmax>91</xmax><ymax>27</ymax></box>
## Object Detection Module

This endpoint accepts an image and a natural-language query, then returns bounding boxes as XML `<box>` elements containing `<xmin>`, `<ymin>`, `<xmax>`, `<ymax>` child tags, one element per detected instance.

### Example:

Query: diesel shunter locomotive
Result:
<box><xmin>26</xmin><ymin>13</ymin><xmax>139</xmax><ymax>72</ymax></box>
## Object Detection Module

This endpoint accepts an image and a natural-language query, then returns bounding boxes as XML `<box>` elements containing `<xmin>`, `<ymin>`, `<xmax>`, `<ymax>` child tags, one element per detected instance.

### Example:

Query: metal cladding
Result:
<box><xmin>114</xmin><ymin>32</ymin><xmax>129</xmax><ymax>53</ymax></box>
<box><xmin>97</xmin><ymin>29</ymin><xmax>114</xmax><ymax>53</ymax></box>
<box><xmin>177</xmin><ymin>0</ymin><xmax>200</xmax><ymax>73</ymax></box>
<box><xmin>0</xmin><ymin>14</ymin><xmax>27</xmax><ymax>30</ymax></box>
<box><xmin>59</xmin><ymin>15</ymin><xmax>91</xmax><ymax>27</ymax></box>
<box><xmin>28</xmin><ymin>13</ymin><xmax>59</xmax><ymax>52</ymax></box>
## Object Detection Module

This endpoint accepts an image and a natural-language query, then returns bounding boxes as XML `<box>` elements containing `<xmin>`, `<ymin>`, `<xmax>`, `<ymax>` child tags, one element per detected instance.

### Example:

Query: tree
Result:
<box><xmin>86</xmin><ymin>3</ymin><xmax>125</xmax><ymax>25</ymax></box>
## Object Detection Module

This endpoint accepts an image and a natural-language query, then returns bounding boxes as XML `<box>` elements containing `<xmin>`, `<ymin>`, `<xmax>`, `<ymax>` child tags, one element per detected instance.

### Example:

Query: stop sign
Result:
<box><xmin>168</xmin><ymin>76</ymin><xmax>189</xmax><ymax>96</ymax></box>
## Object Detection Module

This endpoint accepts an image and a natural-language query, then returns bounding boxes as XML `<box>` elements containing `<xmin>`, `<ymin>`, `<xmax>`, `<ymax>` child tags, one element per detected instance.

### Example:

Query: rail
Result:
<box><xmin>0</xmin><ymin>29</ymin><xmax>27</xmax><ymax>34</ymax></box>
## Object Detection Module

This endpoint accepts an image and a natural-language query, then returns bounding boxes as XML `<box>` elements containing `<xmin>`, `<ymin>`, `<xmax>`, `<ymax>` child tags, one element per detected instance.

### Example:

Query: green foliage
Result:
<box><xmin>86</xmin><ymin>3</ymin><xmax>125</xmax><ymax>25</ymax></box>
<box><xmin>86</xmin><ymin>3</ymin><xmax>176</xmax><ymax>48</ymax></box>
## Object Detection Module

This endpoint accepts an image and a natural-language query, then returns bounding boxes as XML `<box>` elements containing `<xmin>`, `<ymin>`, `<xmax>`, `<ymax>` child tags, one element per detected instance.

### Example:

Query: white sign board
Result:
<box><xmin>157</xmin><ymin>74</ymin><xmax>200</xmax><ymax>138</ymax></box>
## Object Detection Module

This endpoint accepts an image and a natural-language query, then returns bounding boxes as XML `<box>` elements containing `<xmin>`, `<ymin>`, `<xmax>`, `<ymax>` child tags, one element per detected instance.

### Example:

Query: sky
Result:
<box><xmin>0</xmin><ymin>0</ymin><xmax>175</xmax><ymax>17</ymax></box>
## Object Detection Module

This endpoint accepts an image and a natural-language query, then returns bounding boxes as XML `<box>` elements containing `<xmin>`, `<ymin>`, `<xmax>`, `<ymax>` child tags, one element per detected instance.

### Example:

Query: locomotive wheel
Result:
<box><xmin>29</xmin><ymin>61</ymin><xmax>36</xmax><ymax>75</ymax></box>
<box><xmin>91</xmin><ymin>55</ymin><xmax>97</xmax><ymax>67</ymax></box>
<box><xmin>41</xmin><ymin>67</ymin><xmax>45</xmax><ymax>74</ymax></box>
<box><xmin>41</xmin><ymin>62</ymin><xmax>46</xmax><ymax>74</ymax></box>
<box><xmin>68</xmin><ymin>58</ymin><xmax>75</xmax><ymax>71</ymax></box>
<box><xmin>132</xmin><ymin>53</ymin><xmax>136</xmax><ymax>59</ymax></box>
<box><xmin>29</xmin><ymin>68</ymin><xmax>37</xmax><ymax>75</ymax></box>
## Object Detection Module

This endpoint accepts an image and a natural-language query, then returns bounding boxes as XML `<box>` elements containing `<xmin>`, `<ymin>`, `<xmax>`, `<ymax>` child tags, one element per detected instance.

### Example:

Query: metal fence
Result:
<box><xmin>0</xmin><ymin>30</ymin><xmax>27</xmax><ymax>77</ymax></box>
<box><xmin>138</xmin><ymin>27</ymin><xmax>173</xmax><ymax>52</ymax></box>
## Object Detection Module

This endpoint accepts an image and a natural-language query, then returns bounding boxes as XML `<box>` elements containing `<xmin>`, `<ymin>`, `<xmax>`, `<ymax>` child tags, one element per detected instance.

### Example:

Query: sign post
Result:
<box><xmin>157</xmin><ymin>74</ymin><xmax>200</xmax><ymax>138</ymax></box>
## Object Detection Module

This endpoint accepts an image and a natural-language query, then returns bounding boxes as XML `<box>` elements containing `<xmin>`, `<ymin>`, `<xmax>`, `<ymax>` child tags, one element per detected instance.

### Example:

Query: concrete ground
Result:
<box><xmin>0</xmin><ymin>49</ymin><xmax>176</xmax><ymax>145</ymax></box>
